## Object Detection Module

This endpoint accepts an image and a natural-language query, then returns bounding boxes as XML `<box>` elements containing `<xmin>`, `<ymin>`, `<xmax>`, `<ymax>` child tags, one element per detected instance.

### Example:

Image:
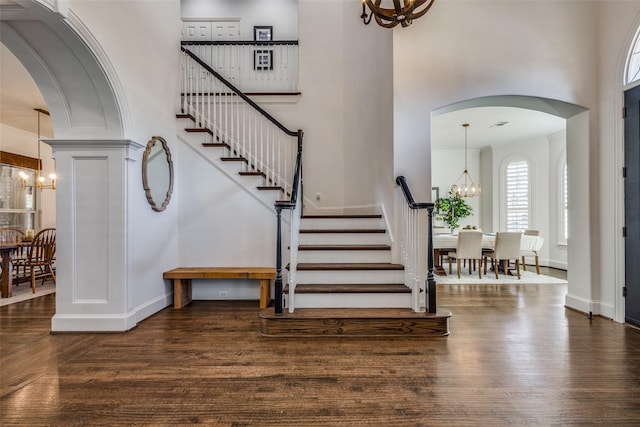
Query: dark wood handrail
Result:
<box><xmin>396</xmin><ymin>176</ymin><xmax>432</xmax><ymax>210</ymax></box>
<box><xmin>182</xmin><ymin>40</ymin><xmax>299</xmax><ymax>46</ymax></box>
<box><xmin>395</xmin><ymin>176</ymin><xmax>437</xmax><ymax>314</ymax></box>
<box><xmin>181</xmin><ymin>47</ymin><xmax>299</xmax><ymax>137</ymax></box>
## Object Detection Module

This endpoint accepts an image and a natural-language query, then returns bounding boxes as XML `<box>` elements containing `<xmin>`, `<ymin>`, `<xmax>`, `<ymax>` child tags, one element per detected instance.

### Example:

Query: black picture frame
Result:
<box><xmin>253</xmin><ymin>26</ymin><xmax>273</xmax><ymax>41</ymax></box>
<box><xmin>254</xmin><ymin>50</ymin><xmax>273</xmax><ymax>71</ymax></box>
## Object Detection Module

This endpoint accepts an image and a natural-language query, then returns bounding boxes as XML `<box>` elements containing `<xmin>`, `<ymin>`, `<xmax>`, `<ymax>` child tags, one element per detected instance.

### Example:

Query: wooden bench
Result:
<box><xmin>163</xmin><ymin>267</ymin><xmax>276</xmax><ymax>309</ymax></box>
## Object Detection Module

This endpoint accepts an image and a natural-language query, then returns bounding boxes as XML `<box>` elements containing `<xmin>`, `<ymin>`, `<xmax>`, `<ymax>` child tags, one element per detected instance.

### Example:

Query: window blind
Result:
<box><xmin>506</xmin><ymin>160</ymin><xmax>529</xmax><ymax>232</ymax></box>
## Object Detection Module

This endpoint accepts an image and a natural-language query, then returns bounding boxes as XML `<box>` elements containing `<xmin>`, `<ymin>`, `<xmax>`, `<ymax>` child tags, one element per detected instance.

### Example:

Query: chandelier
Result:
<box><xmin>19</xmin><ymin>108</ymin><xmax>56</xmax><ymax>190</ymax></box>
<box><xmin>361</xmin><ymin>0</ymin><xmax>436</xmax><ymax>28</ymax></box>
<box><xmin>451</xmin><ymin>123</ymin><xmax>481</xmax><ymax>198</ymax></box>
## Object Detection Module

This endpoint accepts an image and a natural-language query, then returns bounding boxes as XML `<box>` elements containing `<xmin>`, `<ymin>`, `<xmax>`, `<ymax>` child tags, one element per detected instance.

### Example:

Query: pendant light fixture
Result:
<box><xmin>361</xmin><ymin>0</ymin><xmax>436</xmax><ymax>28</ymax></box>
<box><xmin>451</xmin><ymin>123</ymin><xmax>481</xmax><ymax>198</ymax></box>
<box><xmin>19</xmin><ymin>108</ymin><xmax>56</xmax><ymax>190</ymax></box>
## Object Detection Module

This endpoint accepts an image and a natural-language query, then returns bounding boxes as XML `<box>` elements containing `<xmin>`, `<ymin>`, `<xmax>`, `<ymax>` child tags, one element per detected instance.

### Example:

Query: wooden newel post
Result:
<box><xmin>275</xmin><ymin>205</ymin><xmax>284</xmax><ymax>315</ymax></box>
<box><xmin>426</xmin><ymin>203</ymin><xmax>437</xmax><ymax>314</ymax></box>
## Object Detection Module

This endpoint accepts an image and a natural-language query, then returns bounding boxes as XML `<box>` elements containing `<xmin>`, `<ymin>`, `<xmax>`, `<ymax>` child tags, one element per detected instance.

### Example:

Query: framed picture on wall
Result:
<box><xmin>254</xmin><ymin>26</ymin><xmax>273</xmax><ymax>41</ymax></box>
<box><xmin>254</xmin><ymin>50</ymin><xmax>273</xmax><ymax>71</ymax></box>
<box><xmin>432</xmin><ymin>187</ymin><xmax>440</xmax><ymax>214</ymax></box>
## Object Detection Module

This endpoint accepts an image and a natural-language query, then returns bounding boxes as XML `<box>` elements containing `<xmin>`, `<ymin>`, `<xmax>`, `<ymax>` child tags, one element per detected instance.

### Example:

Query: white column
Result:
<box><xmin>48</xmin><ymin>139</ymin><xmax>143</xmax><ymax>332</ymax></box>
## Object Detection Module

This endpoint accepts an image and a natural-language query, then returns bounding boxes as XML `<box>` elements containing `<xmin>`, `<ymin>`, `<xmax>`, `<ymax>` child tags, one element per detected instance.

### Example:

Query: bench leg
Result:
<box><xmin>174</xmin><ymin>278</ymin><xmax>192</xmax><ymax>309</ymax></box>
<box><xmin>259</xmin><ymin>279</ymin><xmax>271</xmax><ymax>309</ymax></box>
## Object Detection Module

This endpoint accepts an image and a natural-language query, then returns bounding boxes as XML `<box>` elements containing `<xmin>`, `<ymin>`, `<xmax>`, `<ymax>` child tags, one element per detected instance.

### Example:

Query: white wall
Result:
<box><xmin>431</xmin><ymin>148</ymin><xmax>481</xmax><ymax>230</ymax></box>
<box><xmin>548</xmin><ymin>130</ymin><xmax>568</xmax><ymax>269</ymax></box>
<box><xmin>59</xmin><ymin>0</ymin><xmax>183</xmax><ymax>327</ymax></box>
<box><xmin>181</xmin><ymin>0</ymin><xmax>298</xmax><ymax>40</ymax></box>
<box><xmin>492</xmin><ymin>135</ymin><xmax>554</xmax><ymax>267</ymax></box>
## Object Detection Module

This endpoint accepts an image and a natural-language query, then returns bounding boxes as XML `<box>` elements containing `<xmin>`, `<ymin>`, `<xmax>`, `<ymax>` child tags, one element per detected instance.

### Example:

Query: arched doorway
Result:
<box><xmin>1</xmin><ymin>0</ymin><xmax>132</xmax><ymax>330</ymax></box>
<box><xmin>431</xmin><ymin>95</ymin><xmax>589</xmax><ymax>315</ymax></box>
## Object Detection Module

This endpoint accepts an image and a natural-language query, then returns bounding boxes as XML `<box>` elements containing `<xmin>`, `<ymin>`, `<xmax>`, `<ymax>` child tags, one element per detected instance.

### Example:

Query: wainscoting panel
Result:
<box><xmin>72</xmin><ymin>156</ymin><xmax>109</xmax><ymax>302</ymax></box>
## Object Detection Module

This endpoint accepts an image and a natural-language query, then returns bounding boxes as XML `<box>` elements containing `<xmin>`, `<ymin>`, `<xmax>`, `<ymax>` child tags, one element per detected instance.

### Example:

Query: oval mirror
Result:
<box><xmin>142</xmin><ymin>136</ymin><xmax>174</xmax><ymax>212</ymax></box>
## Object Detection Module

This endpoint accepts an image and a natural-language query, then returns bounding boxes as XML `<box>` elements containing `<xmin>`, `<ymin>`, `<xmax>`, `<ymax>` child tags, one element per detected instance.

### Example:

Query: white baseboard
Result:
<box><xmin>134</xmin><ymin>293</ymin><xmax>173</xmax><ymax>324</ymax></box>
<box><xmin>52</xmin><ymin>312</ymin><xmax>138</xmax><ymax>332</ymax></box>
<box><xmin>51</xmin><ymin>293</ymin><xmax>173</xmax><ymax>332</ymax></box>
<box><xmin>548</xmin><ymin>259</ymin><xmax>568</xmax><ymax>270</ymax></box>
<box><xmin>565</xmin><ymin>293</ymin><xmax>592</xmax><ymax>315</ymax></box>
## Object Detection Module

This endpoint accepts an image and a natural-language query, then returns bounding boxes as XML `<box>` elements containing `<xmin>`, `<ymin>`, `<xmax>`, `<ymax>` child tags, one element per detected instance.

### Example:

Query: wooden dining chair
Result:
<box><xmin>448</xmin><ymin>231</ymin><xmax>484</xmax><ymax>279</ymax></box>
<box><xmin>12</xmin><ymin>228</ymin><xmax>56</xmax><ymax>293</ymax></box>
<box><xmin>0</xmin><ymin>227</ymin><xmax>24</xmax><ymax>243</ymax></box>
<box><xmin>483</xmin><ymin>231</ymin><xmax>522</xmax><ymax>279</ymax></box>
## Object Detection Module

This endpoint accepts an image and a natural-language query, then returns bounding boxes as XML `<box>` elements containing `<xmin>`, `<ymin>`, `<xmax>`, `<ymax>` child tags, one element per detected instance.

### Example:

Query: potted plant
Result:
<box><xmin>434</xmin><ymin>186</ymin><xmax>473</xmax><ymax>233</ymax></box>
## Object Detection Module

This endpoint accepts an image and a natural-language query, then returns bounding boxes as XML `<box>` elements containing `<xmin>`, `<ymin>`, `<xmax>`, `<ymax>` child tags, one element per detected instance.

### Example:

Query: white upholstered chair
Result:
<box><xmin>483</xmin><ymin>232</ymin><xmax>522</xmax><ymax>279</ymax></box>
<box><xmin>448</xmin><ymin>231</ymin><xmax>483</xmax><ymax>279</ymax></box>
<box><xmin>521</xmin><ymin>229</ymin><xmax>540</xmax><ymax>274</ymax></box>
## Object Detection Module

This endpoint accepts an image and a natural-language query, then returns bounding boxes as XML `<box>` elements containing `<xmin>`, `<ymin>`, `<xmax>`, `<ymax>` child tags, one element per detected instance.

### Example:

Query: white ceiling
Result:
<box><xmin>0</xmin><ymin>42</ymin><xmax>53</xmax><ymax>138</ymax></box>
<box><xmin>431</xmin><ymin>106</ymin><xmax>566</xmax><ymax>150</ymax></box>
<box><xmin>1</xmin><ymin>41</ymin><xmax>565</xmax><ymax>148</ymax></box>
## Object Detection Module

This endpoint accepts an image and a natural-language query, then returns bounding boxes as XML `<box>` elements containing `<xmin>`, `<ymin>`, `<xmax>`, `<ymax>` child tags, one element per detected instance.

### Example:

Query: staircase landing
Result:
<box><xmin>259</xmin><ymin>308</ymin><xmax>451</xmax><ymax>337</ymax></box>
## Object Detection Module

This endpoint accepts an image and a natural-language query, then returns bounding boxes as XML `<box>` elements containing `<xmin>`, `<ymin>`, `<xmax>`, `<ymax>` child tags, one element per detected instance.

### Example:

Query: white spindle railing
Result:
<box><xmin>181</xmin><ymin>48</ymin><xmax>299</xmax><ymax>198</ymax></box>
<box><xmin>396</xmin><ymin>176</ymin><xmax>438</xmax><ymax>314</ymax></box>
<box><xmin>182</xmin><ymin>41</ymin><xmax>299</xmax><ymax>94</ymax></box>
<box><xmin>286</xmin><ymin>170</ymin><xmax>302</xmax><ymax>313</ymax></box>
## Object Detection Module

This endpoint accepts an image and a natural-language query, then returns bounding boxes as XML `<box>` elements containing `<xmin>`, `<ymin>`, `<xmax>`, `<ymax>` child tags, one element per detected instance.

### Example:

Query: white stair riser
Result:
<box><xmin>300</xmin><ymin>217</ymin><xmax>385</xmax><ymax>230</ymax></box>
<box><xmin>296</xmin><ymin>250</ymin><xmax>391</xmax><ymax>264</ymax></box>
<box><xmin>298</xmin><ymin>233</ymin><xmax>389</xmax><ymax>245</ymax></box>
<box><xmin>291</xmin><ymin>292</ymin><xmax>412</xmax><ymax>309</ymax></box>
<box><xmin>295</xmin><ymin>269</ymin><xmax>404</xmax><ymax>284</ymax></box>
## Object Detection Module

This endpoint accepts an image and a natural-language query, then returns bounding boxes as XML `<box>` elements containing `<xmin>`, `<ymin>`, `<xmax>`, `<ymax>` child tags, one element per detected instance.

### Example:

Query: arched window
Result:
<box><xmin>625</xmin><ymin>26</ymin><xmax>640</xmax><ymax>85</ymax></box>
<box><xmin>560</xmin><ymin>158</ymin><xmax>568</xmax><ymax>245</ymax></box>
<box><xmin>505</xmin><ymin>160</ymin><xmax>529</xmax><ymax>232</ymax></box>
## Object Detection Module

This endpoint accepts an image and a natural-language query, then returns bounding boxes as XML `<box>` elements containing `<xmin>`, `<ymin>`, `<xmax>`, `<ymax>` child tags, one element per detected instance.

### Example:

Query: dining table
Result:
<box><xmin>432</xmin><ymin>233</ymin><xmax>544</xmax><ymax>276</ymax></box>
<box><xmin>0</xmin><ymin>242</ymin><xmax>19</xmax><ymax>298</ymax></box>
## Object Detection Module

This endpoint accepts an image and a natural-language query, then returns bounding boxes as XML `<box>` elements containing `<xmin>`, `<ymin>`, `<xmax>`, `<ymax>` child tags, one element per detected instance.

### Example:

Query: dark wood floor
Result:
<box><xmin>3</xmin><ymin>270</ymin><xmax>640</xmax><ymax>426</ymax></box>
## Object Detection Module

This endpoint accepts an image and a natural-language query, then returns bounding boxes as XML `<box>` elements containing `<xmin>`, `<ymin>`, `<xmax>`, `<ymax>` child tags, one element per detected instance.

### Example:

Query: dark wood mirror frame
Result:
<box><xmin>142</xmin><ymin>136</ymin><xmax>174</xmax><ymax>212</ymax></box>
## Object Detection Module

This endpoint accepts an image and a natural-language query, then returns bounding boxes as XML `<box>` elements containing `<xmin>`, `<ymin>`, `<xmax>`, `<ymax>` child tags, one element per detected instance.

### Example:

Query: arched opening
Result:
<box><xmin>432</xmin><ymin>95</ymin><xmax>589</xmax><ymax>313</ymax></box>
<box><xmin>1</xmin><ymin>0</ymin><xmax>127</xmax><ymax>322</ymax></box>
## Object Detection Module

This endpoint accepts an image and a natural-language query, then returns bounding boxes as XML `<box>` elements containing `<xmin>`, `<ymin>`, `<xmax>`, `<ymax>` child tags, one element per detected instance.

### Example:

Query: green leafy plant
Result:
<box><xmin>435</xmin><ymin>187</ymin><xmax>473</xmax><ymax>231</ymax></box>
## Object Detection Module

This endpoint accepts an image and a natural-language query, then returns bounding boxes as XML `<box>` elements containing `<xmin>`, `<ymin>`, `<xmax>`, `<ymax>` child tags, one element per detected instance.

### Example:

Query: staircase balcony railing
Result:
<box><xmin>181</xmin><ymin>47</ymin><xmax>301</xmax><ymax>198</ymax></box>
<box><xmin>396</xmin><ymin>176</ymin><xmax>437</xmax><ymax>313</ymax></box>
<box><xmin>181</xmin><ymin>40</ymin><xmax>299</xmax><ymax>94</ymax></box>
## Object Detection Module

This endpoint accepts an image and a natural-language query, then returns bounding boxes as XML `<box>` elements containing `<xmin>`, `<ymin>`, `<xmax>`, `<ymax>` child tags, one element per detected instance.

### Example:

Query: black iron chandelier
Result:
<box><xmin>361</xmin><ymin>0</ymin><xmax>436</xmax><ymax>28</ymax></box>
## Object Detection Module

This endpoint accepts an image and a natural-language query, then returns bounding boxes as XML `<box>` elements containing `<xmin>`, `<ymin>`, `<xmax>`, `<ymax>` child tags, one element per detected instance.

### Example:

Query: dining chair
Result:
<box><xmin>448</xmin><ymin>231</ymin><xmax>483</xmax><ymax>279</ymax></box>
<box><xmin>483</xmin><ymin>231</ymin><xmax>522</xmax><ymax>279</ymax></box>
<box><xmin>0</xmin><ymin>227</ymin><xmax>24</xmax><ymax>243</ymax></box>
<box><xmin>12</xmin><ymin>228</ymin><xmax>56</xmax><ymax>293</ymax></box>
<box><xmin>521</xmin><ymin>229</ymin><xmax>540</xmax><ymax>274</ymax></box>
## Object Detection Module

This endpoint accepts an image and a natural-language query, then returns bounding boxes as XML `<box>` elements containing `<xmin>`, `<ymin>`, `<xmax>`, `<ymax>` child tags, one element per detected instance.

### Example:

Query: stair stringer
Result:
<box><xmin>177</xmin><ymin>125</ymin><xmax>289</xmax><ymax>222</ymax></box>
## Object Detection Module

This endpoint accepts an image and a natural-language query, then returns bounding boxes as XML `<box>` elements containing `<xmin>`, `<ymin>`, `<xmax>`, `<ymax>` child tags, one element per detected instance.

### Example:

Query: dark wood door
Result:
<box><xmin>625</xmin><ymin>85</ymin><xmax>640</xmax><ymax>326</ymax></box>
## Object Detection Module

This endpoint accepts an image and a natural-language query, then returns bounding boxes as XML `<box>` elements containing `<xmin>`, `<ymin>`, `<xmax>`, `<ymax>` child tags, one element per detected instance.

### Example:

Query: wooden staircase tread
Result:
<box><xmin>299</xmin><ymin>229</ymin><xmax>386</xmax><ymax>234</ymax></box>
<box><xmin>285</xmin><ymin>283</ymin><xmax>410</xmax><ymax>293</ymax></box>
<box><xmin>202</xmin><ymin>142</ymin><xmax>229</xmax><ymax>148</ymax></box>
<box><xmin>185</xmin><ymin>128</ymin><xmax>213</xmax><ymax>134</ymax></box>
<box><xmin>259</xmin><ymin>308</ymin><xmax>451</xmax><ymax>337</ymax></box>
<box><xmin>239</xmin><ymin>171</ymin><xmax>266</xmax><ymax>176</ymax></box>
<box><xmin>176</xmin><ymin>113</ymin><xmax>195</xmax><ymax>121</ymax></box>
<box><xmin>256</xmin><ymin>185</ymin><xmax>284</xmax><ymax>191</ymax></box>
<box><xmin>259</xmin><ymin>307</ymin><xmax>451</xmax><ymax>320</ymax></box>
<box><xmin>221</xmin><ymin>157</ymin><xmax>248</xmax><ymax>163</ymax></box>
<box><xmin>297</xmin><ymin>244</ymin><xmax>391</xmax><ymax>251</ymax></box>
<box><xmin>302</xmin><ymin>214</ymin><xmax>383</xmax><ymax>219</ymax></box>
<box><xmin>295</xmin><ymin>262</ymin><xmax>404</xmax><ymax>270</ymax></box>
